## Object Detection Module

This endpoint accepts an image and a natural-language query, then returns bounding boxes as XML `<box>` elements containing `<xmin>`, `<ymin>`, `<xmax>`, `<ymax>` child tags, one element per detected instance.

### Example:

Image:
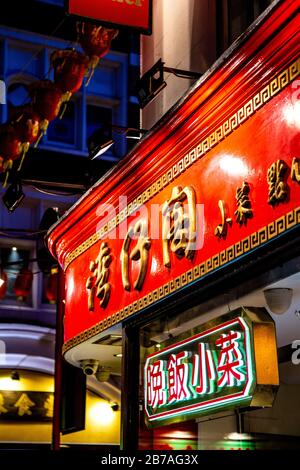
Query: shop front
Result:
<box><xmin>47</xmin><ymin>0</ymin><xmax>300</xmax><ymax>450</ymax></box>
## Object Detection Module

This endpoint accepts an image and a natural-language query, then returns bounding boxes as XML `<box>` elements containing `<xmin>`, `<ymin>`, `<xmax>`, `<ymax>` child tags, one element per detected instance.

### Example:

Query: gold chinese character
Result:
<box><xmin>215</xmin><ymin>200</ymin><xmax>232</xmax><ymax>238</ymax></box>
<box><xmin>267</xmin><ymin>159</ymin><xmax>288</xmax><ymax>205</ymax></box>
<box><xmin>291</xmin><ymin>157</ymin><xmax>300</xmax><ymax>183</ymax></box>
<box><xmin>14</xmin><ymin>393</ymin><xmax>35</xmax><ymax>416</ymax></box>
<box><xmin>86</xmin><ymin>242</ymin><xmax>112</xmax><ymax>311</ymax></box>
<box><xmin>234</xmin><ymin>181</ymin><xmax>253</xmax><ymax>225</ymax></box>
<box><xmin>44</xmin><ymin>394</ymin><xmax>54</xmax><ymax>418</ymax></box>
<box><xmin>0</xmin><ymin>393</ymin><xmax>8</xmax><ymax>414</ymax></box>
<box><xmin>121</xmin><ymin>220</ymin><xmax>151</xmax><ymax>291</ymax></box>
<box><xmin>162</xmin><ymin>186</ymin><xmax>197</xmax><ymax>268</ymax></box>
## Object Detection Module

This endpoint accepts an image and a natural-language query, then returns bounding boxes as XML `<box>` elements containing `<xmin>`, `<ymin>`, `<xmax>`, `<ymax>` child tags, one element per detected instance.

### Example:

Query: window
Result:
<box><xmin>0</xmin><ymin>245</ymin><xmax>33</xmax><ymax>307</ymax></box>
<box><xmin>47</xmin><ymin>100</ymin><xmax>76</xmax><ymax>146</ymax></box>
<box><xmin>7</xmin><ymin>82</ymin><xmax>29</xmax><ymax>110</ymax></box>
<box><xmin>217</xmin><ymin>0</ymin><xmax>274</xmax><ymax>54</ymax></box>
<box><xmin>86</xmin><ymin>105</ymin><xmax>113</xmax><ymax>143</ymax></box>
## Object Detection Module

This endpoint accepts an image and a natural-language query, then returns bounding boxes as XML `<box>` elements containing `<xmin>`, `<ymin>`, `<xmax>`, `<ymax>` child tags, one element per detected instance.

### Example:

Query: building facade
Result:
<box><xmin>47</xmin><ymin>0</ymin><xmax>300</xmax><ymax>451</ymax></box>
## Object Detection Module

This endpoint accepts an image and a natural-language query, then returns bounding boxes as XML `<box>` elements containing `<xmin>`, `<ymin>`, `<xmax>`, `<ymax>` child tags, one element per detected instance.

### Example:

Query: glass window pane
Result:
<box><xmin>0</xmin><ymin>246</ymin><xmax>33</xmax><ymax>307</ymax></box>
<box><xmin>47</xmin><ymin>101</ymin><xmax>76</xmax><ymax>145</ymax></box>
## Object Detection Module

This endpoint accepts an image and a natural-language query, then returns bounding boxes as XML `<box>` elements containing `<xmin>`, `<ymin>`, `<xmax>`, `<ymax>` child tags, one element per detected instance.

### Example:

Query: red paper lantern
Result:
<box><xmin>0</xmin><ymin>123</ymin><xmax>22</xmax><ymax>163</ymax></box>
<box><xmin>14</xmin><ymin>268</ymin><xmax>33</xmax><ymax>301</ymax></box>
<box><xmin>9</xmin><ymin>105</ymin><xmax>41</xmax><ymax>167</ymax></box>
<box><xmin>0</xmin><ymin>271</ymin><xmax>8</xmax><ymax>300</ymax></box>
<box><xmin>10</xmin><ymin>105</ymin><xmax>41</xmax><ymax>145</ymax></box>
<box><xmin>29</xmin><ymin>80</ymin><xmax>63</xmax><ymax>140</ymax></box>
<box><xmin>50</xmin><ymin>49</ymin><xmax>88</xmax><ymax>102</ymax></box>
<box><xmin>77</xmin><ymin>22</ymin><xmax>118</xmax><ymax>83</ymax></box>
<box><xmin>45</xmin><ymin>268</ymin><xmax>58</xmax><ymax>304</ymax></box>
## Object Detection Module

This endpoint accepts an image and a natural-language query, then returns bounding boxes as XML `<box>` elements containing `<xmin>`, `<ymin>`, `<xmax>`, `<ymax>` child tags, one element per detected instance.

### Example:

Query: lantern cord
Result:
<box><xmin>13</xmin><ymin>17</ymin><xmax>67</xmax><ymax>82</ymax></box>
<box><xmin>17</xmin><ymin>149</ymin><xmax>27</xmax><ymax>172</ymax></box>
<box><xmin>0</xmin><ymin>229</ymin><xmax>47</xmax><ymax>238</ymax></box>
<box><xmin>31</xmin><ymin>185</ymin><xmax>82</xmax><ymax>197</ymax></box>
<box><xmin>3</xmin><ymin>169</ymin><xmax>10</xmax><ymax>188</ymax></box>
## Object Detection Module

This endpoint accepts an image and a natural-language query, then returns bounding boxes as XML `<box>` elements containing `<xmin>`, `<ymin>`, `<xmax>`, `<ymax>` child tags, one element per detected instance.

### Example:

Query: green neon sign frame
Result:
<box><xmin>144</xmin><ymin>310</ymin><xmax>259</xmax><ymax>427</ymax></box>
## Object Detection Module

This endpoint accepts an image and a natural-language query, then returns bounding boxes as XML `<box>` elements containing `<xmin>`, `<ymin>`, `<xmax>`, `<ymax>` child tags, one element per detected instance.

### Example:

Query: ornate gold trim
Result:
<box><xmin>64</xmin><ymin>58</ymin><xmax>300</xmax><ymax>270</ymax></box>
<box><xmin>62</xmin><ymin>206</ymin><xmax>300</xmax><ymax>353</ymax></box>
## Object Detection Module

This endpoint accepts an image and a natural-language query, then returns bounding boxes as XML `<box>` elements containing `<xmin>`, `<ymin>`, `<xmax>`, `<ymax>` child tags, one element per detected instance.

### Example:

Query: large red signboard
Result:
<box><xmin>48</xmin><ymin>1</ymin><xmax>299</xmax><ymax>353</ymax></box>
<box><xmin>68</xmin><ymin>0</ymin><xmax>152</xmax><ymax>34</ymax></box>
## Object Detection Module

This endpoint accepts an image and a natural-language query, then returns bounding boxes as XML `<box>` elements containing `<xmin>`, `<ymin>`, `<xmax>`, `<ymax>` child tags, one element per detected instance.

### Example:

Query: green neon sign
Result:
<box><xmin>144</xmin><ymin>307</ymin><xmax>279</xmax><ymax>427</ymax></box>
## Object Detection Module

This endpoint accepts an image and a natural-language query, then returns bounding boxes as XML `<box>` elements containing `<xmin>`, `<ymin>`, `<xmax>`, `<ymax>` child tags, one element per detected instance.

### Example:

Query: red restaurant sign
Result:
<box><xmin>47</xmin><ymin>1</ymin><xmax>299</xmax><ymax>354</ymax></box>
<box><xmin>67</xmin><ymin>0</ymin><xmax>152</xmax><ymax>34</ymax></box>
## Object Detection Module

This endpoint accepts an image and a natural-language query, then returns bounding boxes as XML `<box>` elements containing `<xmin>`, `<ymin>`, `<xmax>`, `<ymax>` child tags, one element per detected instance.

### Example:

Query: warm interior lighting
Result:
<box><xmin>89</xmin><ymin>402</ymin><xmax>115</xmax><ymax>425</ymax></box>
<box><xmin>0</xmin><ymin>278</ymin><xmax>4</xmax><ymax>288</ymax></box>
<box><xmin>113</xmin><ymin>353</ymin><xmax>122</xmax><ymax>358</ymax></box>
<box><xmin>226</xmin><ymin>432</ymin><xmax>254</xmax><ymax>441</ymax></box>
<box><xmin>0</xmin><ymin>376</ymin><xmax>22</xmax><ymax>391</ymax></box>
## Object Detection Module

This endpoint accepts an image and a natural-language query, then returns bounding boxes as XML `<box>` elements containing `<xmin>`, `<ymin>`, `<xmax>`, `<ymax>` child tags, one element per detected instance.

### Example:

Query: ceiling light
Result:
<box><xmin>12</xmin><ymin>246</ymin><xmax>17</xmax><ymax>251</ymax></box>
<box><xmin>263</xmin><ymin>288</ymin><xmax>293</xmax><ymax>314</ymax></box>
<box><xmin>90</xmin><ymin>402</ymin><xmax>114</xmax><ymax>425</ymax></box>
<box><xmin>113</xmin><ymin>353</ymin><xmax>122</xmax><ymax>358</ymax></box>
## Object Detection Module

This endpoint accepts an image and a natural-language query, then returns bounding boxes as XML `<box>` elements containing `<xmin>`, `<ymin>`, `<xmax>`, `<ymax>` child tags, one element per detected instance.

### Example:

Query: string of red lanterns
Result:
<box><xmin>0</xmin><ymin>266</ymin><xmax>58</xmax><ymax>304</ymax></box>
<box><xmin>0</xmin><ymin>21</ymin><xmax>118</xmax><ymax>183</ymax></box>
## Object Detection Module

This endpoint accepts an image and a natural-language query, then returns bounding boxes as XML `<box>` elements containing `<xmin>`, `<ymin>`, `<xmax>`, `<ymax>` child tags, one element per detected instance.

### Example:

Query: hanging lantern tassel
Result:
<box><xmin>17</xmin><ymin>142</ymin><xmax>30</xmax><ymax>172</ymax></box>
<box><xmin>34</xmin><ymin>119</ymin><xmax>49</xmax><ymax>148</ymax></box>
<box><xmin>14</xmin><ymin>268</ymin><xmax>33</xmax><ymax>301</ymax></box>
<box><xmin>2</xmin><ymin>159</ymin><xmax>13</xmax><ymax>187</ymax></box>
<box><xmin>59</xmin><ymin>92</ymin><xmax>72</xmax><ymax>120</ymax></box>
<box><xmin>85</xmin><ymin>56</ymin><xmax>100</xmax><ymax>86</ymax></box>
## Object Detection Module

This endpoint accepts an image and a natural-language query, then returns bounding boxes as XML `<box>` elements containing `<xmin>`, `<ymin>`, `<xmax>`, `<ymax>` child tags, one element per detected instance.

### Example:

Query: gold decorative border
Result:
<box><xmin>64</xmin><ymin>58</ymin><xmax>300</xmax><ymax>270</ymax></box>
<box><xmin>62</xmin><ymin>207</ymin><xmax>300</xmax><ymax>353</ymax></box>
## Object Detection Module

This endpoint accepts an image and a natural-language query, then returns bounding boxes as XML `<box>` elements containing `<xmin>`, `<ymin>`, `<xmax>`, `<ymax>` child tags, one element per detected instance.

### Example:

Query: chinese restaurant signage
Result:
<box><xmin>0</xmin><ymin>391</ymin><xmax>53</xmax><ymax>421</ymax></box>
<box><xmin>47</xmin><ymin>1</ymin><xmax>299</xmax><ymax>353</ymax></box>
<box><xmin>67</xmin><ymin>0</ymin><xmax>152</xmax><ymax>34</ymax></box>
<box><xmin>144</xmin><ymin>307</ymin><xmax>278</xmax><ymax>427</ymax></box>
